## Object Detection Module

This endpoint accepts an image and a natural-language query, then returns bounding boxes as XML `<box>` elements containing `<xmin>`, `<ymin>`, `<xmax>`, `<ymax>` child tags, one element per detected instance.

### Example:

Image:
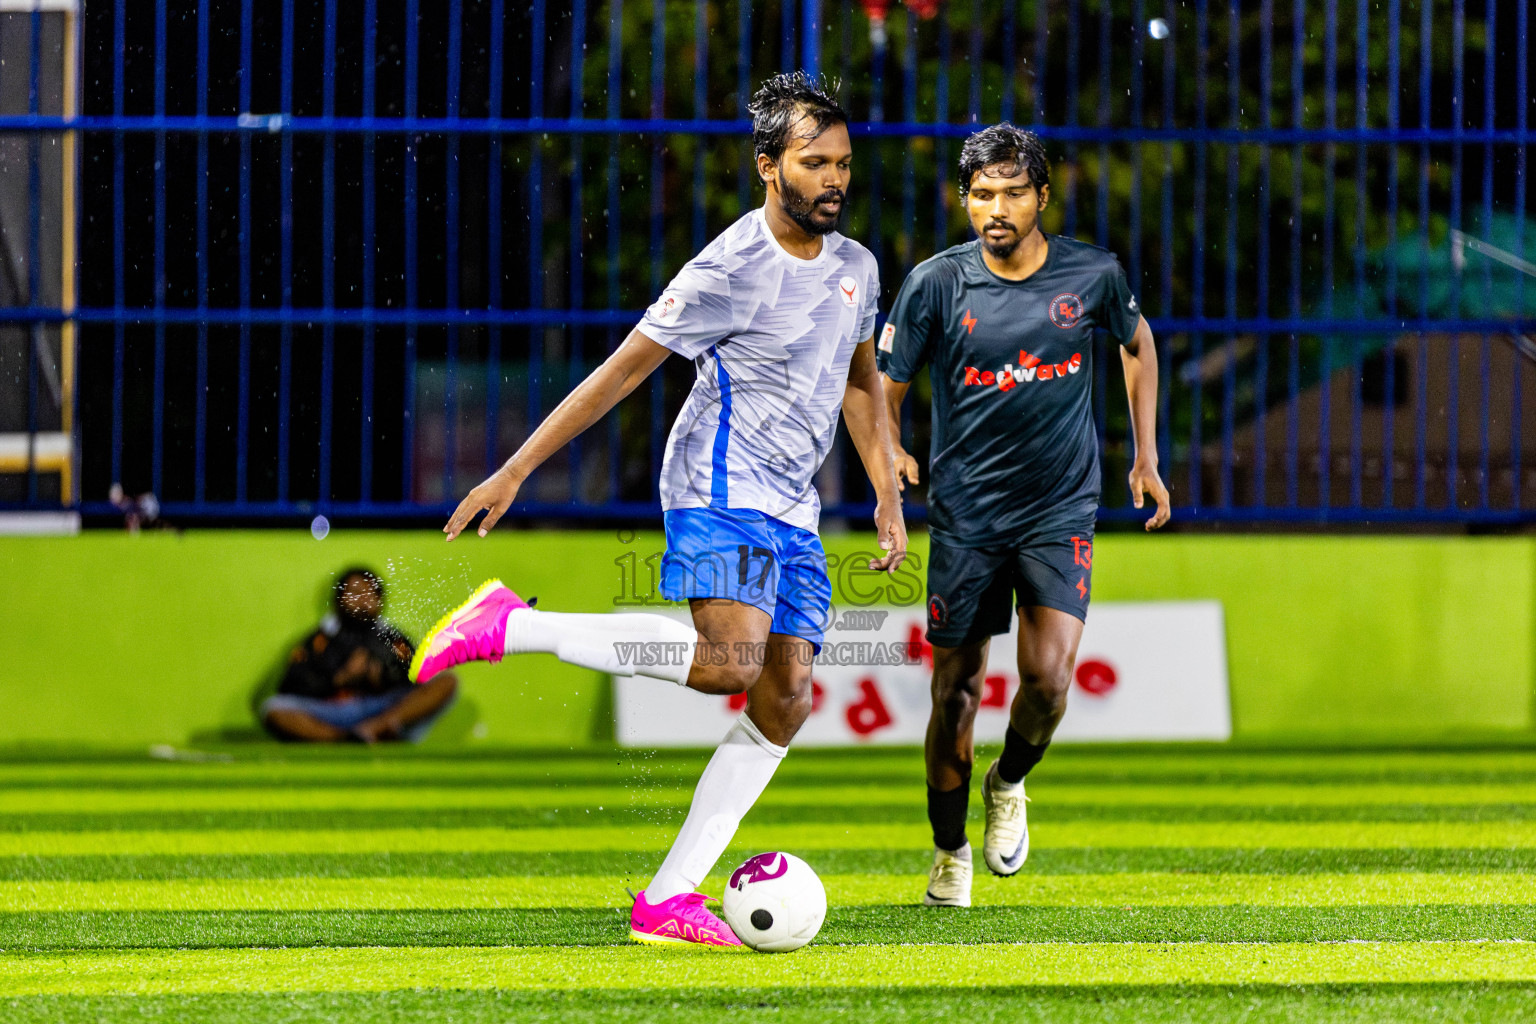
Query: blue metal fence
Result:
<box><xmin>0</xmin><ymin>0</ymin><xmax>1532</xmax><ymax>525</ymax></box>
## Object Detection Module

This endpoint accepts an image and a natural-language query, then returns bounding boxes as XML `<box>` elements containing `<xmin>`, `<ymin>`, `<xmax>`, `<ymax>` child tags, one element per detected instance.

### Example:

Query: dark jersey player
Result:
<box><xmin>878</xmin><ymin>124</ymin><xmax>1171</xmax><ymax>907</ymax></box>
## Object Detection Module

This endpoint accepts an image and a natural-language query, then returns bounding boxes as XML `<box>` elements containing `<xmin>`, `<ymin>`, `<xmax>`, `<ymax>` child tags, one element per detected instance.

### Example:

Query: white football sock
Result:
<box><xmin>645</xmin><ymin>713</ymin><xmax>788</xmax><ymax>903</ymax></box>
<box><xmin>503</xmin><ymin>608</ymin><xmax>697</xmax><ymax>685</ymax></box>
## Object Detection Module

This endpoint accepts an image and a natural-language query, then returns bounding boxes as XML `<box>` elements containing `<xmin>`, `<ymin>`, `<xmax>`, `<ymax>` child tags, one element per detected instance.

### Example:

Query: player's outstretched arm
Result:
<box><xmin>444</xmin><ymin>329</ymin><xmax>672</xmax><ymax>540</ymax></box>
<box><xmin>880</xmin><ymin>373</ymin><xmax>920</xmax><ymax>490</ymax></box>
<box><xmin>843</xmin><ymin>338</ymin><xmax>908</xmax><ymax>573</ymax></box>
<box><xmin>1120</xmin><ymin>315</ymin><xmax>1172</xmax><ymax>531</ymax></box>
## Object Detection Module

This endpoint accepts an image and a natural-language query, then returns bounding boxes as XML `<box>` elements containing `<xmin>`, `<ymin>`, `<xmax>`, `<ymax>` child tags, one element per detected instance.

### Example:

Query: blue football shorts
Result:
<box><xmin>659</xmin><ymin>506</ymin><xmax>833</xmax><ymax>653</ymax></box>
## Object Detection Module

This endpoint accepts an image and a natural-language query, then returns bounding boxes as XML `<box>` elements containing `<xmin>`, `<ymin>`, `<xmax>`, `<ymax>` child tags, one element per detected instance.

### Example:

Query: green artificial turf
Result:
<box><xmin>4</xmin><ymin>984</ymin><xmax>1534</xmax><ymax>1024</ymax></box>
<box><xmin>6</xmin><ymin>869</ymin><xmax>1535</xmax><ymax>912</ymax></box>
<box><xmin>3</xmin><ymin>744</ymin><xmax>1536</xmax><ymax>1021</ymax></box>
<box><xmin>7</xmin><ymin>941</ymin><xmax>1536</xmax><ymax>994</ymax></box>
<box><xmin>3</xmin><ymin>904</ymin><xmax>1534</xmax><ymax>950</ymax></box>
<box><xmin>7</xmin><ymin>817</ymin><xmax>1536</xmax><ymax>849</ymax></box>
<box><xmin>8</xmin><ymin>846</ymin><xmax>1536</xmax><ymax>881</ymax></box>
<box><xmin>4</xmin><ymin>780</ymin><xmax>1530</xmax><ymax>813</ymax></box>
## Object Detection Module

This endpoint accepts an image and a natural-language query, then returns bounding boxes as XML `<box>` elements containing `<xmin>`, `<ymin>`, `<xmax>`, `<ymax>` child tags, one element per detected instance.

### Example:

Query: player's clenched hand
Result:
<box><xmin>444</xmin><ymin>467</ymin><xmax>523</xmax><ymax>541</ymax></box>
<box><xmin>1128</xmin><ymin>459</ymin><xmax>1171</xmax><ymax>531</ymax></box>
<box><xmin>893</xmin><ymin>448</ymin><xmax>920</xmax><ymax>491</ymax></box>
<box><xmin>869</xmin><ymin>499</ymin><xmax>908</xmax><ymax>573</ymax></box>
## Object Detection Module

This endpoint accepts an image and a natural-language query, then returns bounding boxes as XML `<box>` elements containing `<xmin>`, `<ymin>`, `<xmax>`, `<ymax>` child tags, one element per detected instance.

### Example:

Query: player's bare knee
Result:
<box><xmin>931</xmin><ymin>644</ymin><xmax>987</xmax><ymax>713</ymax></box>
<box><xmin>789</xmin><ymin>668</ymin><xmax>816</xmax><ymax>702</ymax></box>
<box><xmin>932</xmin><ymin>681</ymin><xmax>981</xmax><ymax>730</ymax></box>
<box><xmin>1018</xmin><ymin>659</ymin><xmax>1072</xmax><ymax>714</ymax></box>
<box><xmin>777</xmin><ymin>689</ymin><xmax>815</xmax><ymax>735</ymax></box>
<box><xmin>718</xmin><ymin>659</ymin><xmax>764</xmax><ymax>695</ymax></box>
<box><xmin>746</xmin><ymin>669</ymin><xmax>814</xmax><ymax>746</ymax></box>
<box><xmin>774</xmin><ymin>667</ymin><xmax>816</xmax><ymax>713</ymax></box>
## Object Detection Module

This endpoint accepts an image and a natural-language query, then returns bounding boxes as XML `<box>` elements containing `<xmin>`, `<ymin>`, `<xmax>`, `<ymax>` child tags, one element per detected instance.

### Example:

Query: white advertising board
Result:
<box><xmin>614</xmin><ymin>601</ymin><xmax>1230</xmax><ymax>747</ymax></box>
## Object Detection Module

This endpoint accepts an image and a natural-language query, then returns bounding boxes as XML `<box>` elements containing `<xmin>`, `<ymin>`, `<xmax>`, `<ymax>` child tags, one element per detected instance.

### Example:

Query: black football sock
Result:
<box><xmin>927</xmin><ymin>783</ymin><xmax>970</xmax><ymax>852</ymax></box>
<box><xmin>997</xmin><ymin>725</ymin><xmax>1050</xmax><ymax>785</ymax></box>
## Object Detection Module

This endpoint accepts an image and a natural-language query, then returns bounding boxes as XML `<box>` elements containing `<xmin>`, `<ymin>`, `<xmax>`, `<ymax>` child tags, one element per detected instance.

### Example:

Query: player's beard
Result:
<box><xmin>979</xmin><ymin>219</ymin><xmax>1023</xmax><ymax>259</ymax></box>
<box><xmin>777</xmin><ymin>174</ymin><xmax>844</xmax><ymax>236</ymax></box>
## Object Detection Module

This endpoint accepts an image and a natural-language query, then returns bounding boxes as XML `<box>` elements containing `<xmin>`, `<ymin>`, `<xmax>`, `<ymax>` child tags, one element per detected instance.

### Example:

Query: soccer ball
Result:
<box><xmin>721</xmin><ymin>851</ymin><xmax>827</xmax><ymax>953</ymax></box>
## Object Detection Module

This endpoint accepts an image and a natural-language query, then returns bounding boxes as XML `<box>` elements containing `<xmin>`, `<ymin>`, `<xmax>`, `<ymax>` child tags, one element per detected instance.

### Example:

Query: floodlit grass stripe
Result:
<box><xmin>14</xmin><ymin>985</ymin><xmax>1536</xmax><ymax>1024</ymax></box>
<box><xmin>11</xmin><ymin>802</ymin><xmax>1536</xmax><ymax>838</ymax></box>
<box><xmin>1029</xmin><ymin>783</ymin><xmax>1536</xmax><ymax>807</ymax></box>
<box><xmin>7</xmin><ymin>819</ymin><xmax>1536</xmax><ymax>857</ymax></box>
<box><xmin>5</xmin><ymin>749</ymin><xmax>1536</xmax><ymax>782</ymax></box>
<box><xmin>6</xmin><ymin>782</ymin><xmax>1534</xmax><ymax>814</ymax></box>
<box><xmin>11</xmin><ymin>805</ymin><xmax>1536</xmax><ymax>841</ymax></box>
<box><xmin>3</xmin><ymin>941</ymin><xmax>1535</xmax><ymax>996</ymax></box>
<box><xmin>7</xmin><ymin>905</ymin><xmax>1536</xmax><ymax>951</ymax></box>
<box><xmin>5</xmin><ymin>872</ymin><xmax>1535</xmax><ymax>913</ymax></box>
<box><xmin>0</xmin><ymin>825</ymin><xmax>898</xmax><ymax>857</ymax></box>
<box><xmin>12</xmin><ymin>846</ymin><xmax>1536</xmax><ymax>883</ymax></box>
<box><xmin>7</xmin><ymin>985</ymin><xmax>1536</xmax><ymax>1024</ymax></box>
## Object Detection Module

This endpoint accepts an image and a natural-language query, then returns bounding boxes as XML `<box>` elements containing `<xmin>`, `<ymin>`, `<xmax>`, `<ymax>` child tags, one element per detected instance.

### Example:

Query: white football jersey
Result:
<box><xmin>638</xmin><ymin>208</ymin><xmax>880</xmax><ymax>532</ymax></box>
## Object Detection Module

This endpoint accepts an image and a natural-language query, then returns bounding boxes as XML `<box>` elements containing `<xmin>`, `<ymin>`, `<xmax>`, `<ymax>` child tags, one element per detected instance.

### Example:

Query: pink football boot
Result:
<box><xmin>629</xmin><ymin>890</ymin><xmax>743</xmax><ymax>948</ymax></box>
<box><xmin>408</xmin><ymin>579</ymin><xmax>528</xmax><ymax>683</ymax></box>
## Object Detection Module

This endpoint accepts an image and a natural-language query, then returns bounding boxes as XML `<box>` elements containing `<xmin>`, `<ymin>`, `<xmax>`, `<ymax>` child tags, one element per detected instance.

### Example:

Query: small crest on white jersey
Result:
<box><xmin>649</xmin><ymin>292</ymin><xmax>687</xmax><ymax>322</ymax></box>
<box><xmin>878</xmin><ymin>321</ymin><xmax>896</xmax><ymax>352</ymax></box>
<box><xmin>837</xmin><ymin>276</ymin><xmax>859</xmax><ymax>308</ymax></box>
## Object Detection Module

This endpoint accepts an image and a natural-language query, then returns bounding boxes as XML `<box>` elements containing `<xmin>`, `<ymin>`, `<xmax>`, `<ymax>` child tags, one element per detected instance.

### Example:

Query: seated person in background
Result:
<box><xmin>261</xmin><ymin>567</ymin><xmax>458</xmax><ymax>743</ymax></box>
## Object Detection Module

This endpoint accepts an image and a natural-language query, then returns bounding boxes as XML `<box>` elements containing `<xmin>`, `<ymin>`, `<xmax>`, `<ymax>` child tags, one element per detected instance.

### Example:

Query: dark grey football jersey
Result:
<box><xmin>879</xmin><ymin>235</ymin><xmax>1141</xmax><ymax>547</ymax></box>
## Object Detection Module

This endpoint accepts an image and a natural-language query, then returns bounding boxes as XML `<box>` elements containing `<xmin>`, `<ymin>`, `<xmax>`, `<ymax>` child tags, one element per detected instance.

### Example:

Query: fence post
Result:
<box><xmin>801</xmin><ymin>0</ymin><xmax>821</xmax><ymax>78</ymax></box>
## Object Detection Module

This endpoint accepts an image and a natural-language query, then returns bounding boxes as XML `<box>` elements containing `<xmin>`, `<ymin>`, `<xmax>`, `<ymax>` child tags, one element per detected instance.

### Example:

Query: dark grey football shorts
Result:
<box><xmin>925</xmin><ymin>521</ymin><xmax>1095</xmax><ymax>647</ymax></box>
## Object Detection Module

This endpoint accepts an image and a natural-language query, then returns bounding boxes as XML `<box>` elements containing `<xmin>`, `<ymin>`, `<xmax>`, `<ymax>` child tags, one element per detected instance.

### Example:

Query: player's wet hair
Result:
<box><xmin>334</xmin><ymin>567</ymin><xmax>384</xmax><ymax>609</ymax></box>
<box><xmin>748</xmin><ymin>71</ymin><xmax>849</xmax><ymax>165</ymax></box>
<box><xmin>958</xmin><ymin>123</ymin><xmax>1051</xmax><ymax>199</ymax></box>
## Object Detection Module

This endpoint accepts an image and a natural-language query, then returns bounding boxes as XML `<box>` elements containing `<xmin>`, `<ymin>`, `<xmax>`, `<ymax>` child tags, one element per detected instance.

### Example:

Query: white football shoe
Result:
<box><xmin>981</xmin><ymin>761</ymin><xmax>1030</xmax><ymax>876</ymax></box>
<box><xmin>922</xmin><ymin>843</ymin><xmax>973</xmax><ymax>907</ymax></box>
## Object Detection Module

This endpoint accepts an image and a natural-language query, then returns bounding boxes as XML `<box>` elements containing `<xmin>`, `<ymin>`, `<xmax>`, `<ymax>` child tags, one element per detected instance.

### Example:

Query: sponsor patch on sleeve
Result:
<box><xmin>878</xmin><ymin>321</ymin><xmax>896</xmax><ymax>353</ymax></box>
<box><xmin>648</xmin><ymin>293</ymin><xmax>687</xmax><ymax>323</ymax></box>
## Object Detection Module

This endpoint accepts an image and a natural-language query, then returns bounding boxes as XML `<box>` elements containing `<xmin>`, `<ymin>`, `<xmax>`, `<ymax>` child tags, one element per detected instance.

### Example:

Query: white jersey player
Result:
<box><xmin>411</xmin><ymin>72</ymin><xmax>907</xmax><ymax>947</ymax></box>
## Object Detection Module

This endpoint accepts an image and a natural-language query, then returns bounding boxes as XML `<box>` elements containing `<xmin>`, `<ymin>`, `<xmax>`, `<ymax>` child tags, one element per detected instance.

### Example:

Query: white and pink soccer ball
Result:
<box><xmin>721</xmin><ymin>851</ymin><xmax>827</xmax><ymax>953</ymax></box>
